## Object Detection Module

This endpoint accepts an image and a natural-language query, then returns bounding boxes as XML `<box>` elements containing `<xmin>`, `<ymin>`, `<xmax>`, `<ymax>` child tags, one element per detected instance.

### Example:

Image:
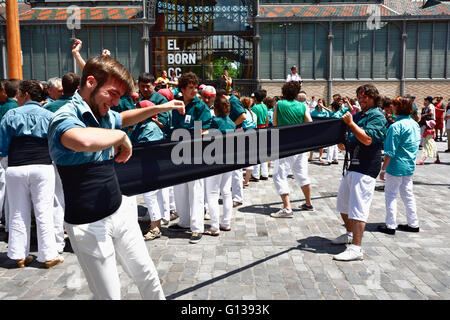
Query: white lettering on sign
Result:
<box><xmin>167</xmin><ymin>39</ymin><xmax>196</xmax><ymax>76</ymax></box>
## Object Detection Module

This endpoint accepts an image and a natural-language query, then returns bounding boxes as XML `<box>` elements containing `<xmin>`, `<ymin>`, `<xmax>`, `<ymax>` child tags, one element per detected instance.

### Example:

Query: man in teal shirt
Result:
<box><xmin>44</xmin><ymin>73</ymin><xmax>80</xmax><ymax>113</ymax></box>
<box><xmin>0</xmin><ymin>80</ymin><xmax>19</xmax><ymax>119</ymax></box>
<box><xmin>332</xmin><ymin>84</ymin><xmax>387</xmax><ymax>262</ymax></box>
<box><xmin>379</xmin><ymin>97</ymin><xmax>420</xmax><ymax>235</ymax></box>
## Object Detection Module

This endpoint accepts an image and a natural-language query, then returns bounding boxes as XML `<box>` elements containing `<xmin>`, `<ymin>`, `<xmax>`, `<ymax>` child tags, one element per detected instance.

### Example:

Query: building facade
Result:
<box><xmin>0</xmin><ymin>0</ymin><xmax>450</xmax><ymax>102</ymax></box>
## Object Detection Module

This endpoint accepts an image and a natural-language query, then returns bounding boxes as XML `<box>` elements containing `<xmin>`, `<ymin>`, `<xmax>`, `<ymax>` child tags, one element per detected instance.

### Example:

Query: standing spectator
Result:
<box><xmin>417</xmin><ymin>120</ymin><xmax>440</xmax><ymax>165</ymax></box>
<box><xmin>169</xmin><ymin>70</ymin><xmax>179</xmax><ymax>89</ymax></box>
<box><xmin>0</xmin><ymin>80</ymin><xmax>62</xmax><ymax>268</ymax></box>
<box><xmin>251</xmin><ymin>89</ymin><xmax>269</xmax><ymax>181</ymax></box>
<box><xmin>325</xmin><ymin>101</ymin><xmax>342</xmax><ymax>165</ymax></box>
<box><xmin>378</xmin><ymin>97</ymin><xmax>420</xmax><ymax>235</ymax></box>
<box><xmin>155</xmin><ymin>70</ymin><xmax>170</xmax><ymax>88</ymax></box>
<box><xmin>286</xmin><ymin>65</ymin><xmax>302</xmax><ymax>83</ymax></box>
<box><xmin>43</xmin><ymin>77</ymin><xmax>63</xmax><ymax>106</ymax></box>
<box><xmin>419</xmin><ymin>96</ymin><xmax>435</xmax><ymax>148</ymax></box>
<box><xmin>271</xmin><ymin>82</ymin><xmax>314</xmax><ymax>218</ymax></box>
<box><xmin>310</xmin><ymin>99</ymin><xmax>329</xmax><ymax>163</ymax></box>
<box><xmin>407</xmin><ymin>94</ymin><xmax>420</xmax><ymax>122</ymax></box>
<box><xmin>222</xmin><ymin>69</ymin><xmax>233</xmax><ymax>94</ymax></box>
<box><xmin>434</xmin><ymin>97</ymin><xmax>445</xmax><ymax>142</ymax></box>
<box><xmin>241</xmin><ymin>96</ymin><xmax>258</xmax><ymax>187</ymax></box>
<box><xmin>169</xmin><ymin>72</ymin><xmax>212</xmax><ymax>244</ymax></box>
<box><xmin>332</xmin><ymin>84</ymin><xmax>387</xmax><ymax>261</ymax></box>
<box><xmin>44</xmin><ymin>73</ymin><xmax>80</xmax><ymax>113</ymax></box>
<box><xmin>201</xmin><ymin>85</ymin><xmax>216</xmax><ymax>117</ymax></box>
<box><xmin>445</xmin><ymin>104</ymin><xmax>450</xmax><ymax>152</ymax></box>
<box><xmin>0</xmin><ymin>79</ymin><xmax>19</xmax><ymax>119</ymax></box>
<box><xmin>204</xmin><ymin>96</ymin><xmax>236</xmax><ymax>236</ymax></box>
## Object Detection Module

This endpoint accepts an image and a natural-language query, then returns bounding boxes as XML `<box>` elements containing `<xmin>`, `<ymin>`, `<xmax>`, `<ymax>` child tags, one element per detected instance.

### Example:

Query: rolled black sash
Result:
<box><xmin>115</xmin><ymin>117</ymin><xmax>346</xmax><ymax>196</ymax></box>
<box><xmin>57</xmin><ymin>159</ymin><xmax>122</xmax><ymax>225</ymax></box>
<box><xmin>8</xmin><ymin>136</ymin><xmax>52</xmax><ymax>167</ymax></box>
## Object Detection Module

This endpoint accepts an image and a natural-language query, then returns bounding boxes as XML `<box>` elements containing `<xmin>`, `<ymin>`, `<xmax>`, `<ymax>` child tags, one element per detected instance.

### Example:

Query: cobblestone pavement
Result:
<box><xmin>0</xmin><ymin>141</ymin><xmax>449</xmax><ymax>300</ymax></box>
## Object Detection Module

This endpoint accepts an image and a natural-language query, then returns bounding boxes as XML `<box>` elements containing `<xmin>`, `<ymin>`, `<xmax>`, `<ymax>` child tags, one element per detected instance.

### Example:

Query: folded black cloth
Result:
<box><xmin>115</xmin><ymin>117</ymin><xmax>346</xmax><ymax>196</ymax></box>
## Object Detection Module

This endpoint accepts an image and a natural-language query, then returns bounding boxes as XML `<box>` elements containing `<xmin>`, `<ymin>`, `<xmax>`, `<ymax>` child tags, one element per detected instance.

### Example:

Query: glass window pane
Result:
<box><xmin>373</xmin><ymin>22</ymin><xmax>388</xmax><ymax>79</ymax></box>
<box><xmin>301</xmin><ymin>23</ymin><xmax>314</xmax><ymax>79</ymax></box>
<box><xmin>388</xmin><ymin>23</ymin><xmax>402</xmax><ymax>79</ymax></box>
<box><xmin>287</xmin><ymin>24</ymin><xmax>299</xmax><ymax>75</ymax></box>
<box><xmin>315</xmin><ymin>24</ymin><xmax>327</xmax><ymax>79</ymax></box>
<box><xmin>260</xmin><ymin>24</ymin><xmax>271</xmax><ymax>79</ymax></box>
<box><xmin>45</xmin><ymin>26</ymin><xmax>60</xmax><ymax>78</ymax></box>
<box><xmin>359</xmin><ymin>23</ymin><xmax>372</xmax><ymax>79</ymax></box>
<box><xmin>21</xmin><ymin>26</ymin><xmax>32</xmax><ymax>80</ymax></box>
<box><xmin>272</xmin><ymin>24</ymin><xmax>285</xmax><ymax>79</ymax></box>
<box><xmin>117</xmin><ymin>27</ymin><xmax>131</xmax><ymax>72</ymax></box>
<box><xmin>332</xmin><ymin>23</ymin><xmax>344</xmax><ymax>79</ymax></box>
<box><xmin>130</xmin><ymin>26</ymin><xmax>142</xmax><ymax>79</ymax></box>
<box><xmin>32</xmin><ymin>26</ymin><xmax>46</xmax><ymax>80</ymax></box>
<box><xmin>432</xmin><ymin>22</ymin><xmax>446</xmax><ymax>79</ymax></box>
<box><xmin>417</xmin><ymin>22</ymin><xmax>432</xmax><ymax>78</ymax></box>
<box><xmin>405</xmin><ymin>22</ymin><xmax>417</xmax><ymax>78</ymax></box>
<box><xmin>344</xmin><ymin>23</ymin><xmax>358</xmax><ymax>79</ymax></box>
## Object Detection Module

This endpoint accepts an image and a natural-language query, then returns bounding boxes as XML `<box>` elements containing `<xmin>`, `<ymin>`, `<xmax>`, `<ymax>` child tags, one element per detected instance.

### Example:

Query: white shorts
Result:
<box><xmin>336</xmin><ymin>171</ymin><xmax>376</xmax><ymax>222</ymax></box>
<box><xmin>273</xmin><ymin>153</ymin><xmax>310</xmax><ymax>195</ymax></box>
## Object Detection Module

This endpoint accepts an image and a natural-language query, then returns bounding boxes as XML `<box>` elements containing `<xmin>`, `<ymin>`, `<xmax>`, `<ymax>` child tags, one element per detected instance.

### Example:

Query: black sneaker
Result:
<box><xmin>260</xmin><ymin>176</ymin><xmax>269</xmax><ymax>180</ymax></box>
<box><xmin>377</xmin><ymin>225</ymin><xmax>396</xmax><ymax>235</ymax></box>
<box><xmin>299</xmin><ymin>203</ymin><xmax>314</xmax><ymax>211</ymax></box>
<box><xmin>168</xmin><ymin>224</ymin><xmax>189</xmax><ymax>231</ymax></box>
<box><xmin>189</xmin><ymin>232</ymin><xmax>202</xmax><ymax>244</ymax></box>
<box><xmin>397</xmin><ymin>224</ymin><xmax>420</xmax><ymax>232</ymax></box>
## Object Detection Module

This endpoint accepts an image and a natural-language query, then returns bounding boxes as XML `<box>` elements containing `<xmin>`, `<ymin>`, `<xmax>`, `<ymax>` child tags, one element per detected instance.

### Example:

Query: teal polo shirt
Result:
<box><xmin>252</xmin><ymin>103</ymin><xmax>268</xmax><ymax>126</ymax></box>
<box><xmin>130</xmin><ymin>119</ymin><xmax>164</xmax><ymax>144</ymax></box>
<box><xmin>210</xmin><ymin>115</ymin><xmax>236</xmax><ymax>133</ymax></box>
<box><xmin>44</xmin><ymin>95</ymin><xmax>72</xmax><ymax>113</ymax></box>
<box><xmin>171</xmin><ymin>96</ymin><xmax>212</xmax><ymax>130</ymax></box>
<box><xmin>48</xmin><ymin>92</ymin><xmax>122</xmax><ymax>166</ymax></box>
<box><xmin>229</xmin><ymin>94</ymin><xmax>245</xmax><ymax>123</ymax></box>
<box><xmin>0</xmin><ymin>98</ymin><xmax>18</xmax><ymax>119</ymax></box>
<box><xmin>384</xmin><ymin>115</ymin><xmax>420</xmax><ymax>176</ymax></box>
<box><xmin>111</xmin><ymin>95</ymin><xmax>135</xmax><ymax>113</ymax></box>
<box><xmin>311</xmin><ymin>107</ymin><xmax>329</xmax><ymax>118</ymax></box>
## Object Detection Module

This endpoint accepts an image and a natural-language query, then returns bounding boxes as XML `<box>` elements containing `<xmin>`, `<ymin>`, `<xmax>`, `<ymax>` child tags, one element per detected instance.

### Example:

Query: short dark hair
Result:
<box><xmin>356</xmin><ymin>84</ymin><xmax>380</xmax><ymax>101</ymax></box>
<box><xmin>138</xmin><ymin>72</ymin><xmax>155</xmax><ymax>84</ymax></box>
<box><xmin>62</xmin><ymin>72</ymin><xmax>81</xmax><ymax>96</ymax></box>
<box><xmin>393</xmin><ymin>96</ymin><xmax>414</xmax><ymax>116</ymax></box>
<box><xmin>178</xmin><ymin>72</ymin><xmax>199</xmax><ymax>90</ymax></box>
<box><xmin>214</xmin><ymin>77</ymin><xmax>227</xmax><ymax>91</ymax></box>
<box><xmin>263</xmin><ymin>96</ymin><xmax>275</xmax><ymax>109</ymax></box>
<box><xmin>331</xmin><ymin>101</ymin><xmax>340</xmax><ymax>113</ymax></box>
<box><xmin>19</xmin><ymin>80</ymin><xmax>44</xmax><ymax>102</ymax></box>
<box><xmin>240</xmin><ymin>96</ymin><xmax>253</xmax><ymax>110</ymax></box>
<box><xmin>214</xmin><ymin>96</ymin><xmax>231</xmax><ymax>117</ymax></box>
<box><xmin>281</xmin><ymin>81</ymin><xmax>301</xmax><ymax>101</ymax></box>
<box><xmin>5</xmin><ymin>79</ymin><xmax>21</xmax><ymax>98</ymax></box>
<box><xmin>382</xmin><ymin>98</ymin><xmax>393</xmax><ymax>110</ymax></box>
<box><xmin>253</xmin><ymin>89</ymin><xmax>266</xmax><ymax>103</ymax></box>
<box><xmin>81</xmin><ymin>56</ymin><xmax>135</xmax><ymax>95</ymax></box>
<box><xmin>216</xmin><ymin>88</ymin><xmax>227</xmax><ymax>98</ymax></box>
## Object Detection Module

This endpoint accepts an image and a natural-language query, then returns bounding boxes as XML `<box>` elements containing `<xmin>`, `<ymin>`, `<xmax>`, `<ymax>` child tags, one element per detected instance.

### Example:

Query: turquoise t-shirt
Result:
<box><xmin>210</xmin><ymin>115</ymin><xmax>236</xmax><ymax>133</ymax></box>
<box><xmin>311</xmin><ymin>107</ymin><xmax>329</xmax><ymax>118</ymax></box>
<box><xmin>276</xmin><ymin>100</ymin><xmax>306</xmax><ymax>126</ymax></box>
<box><xmin>384</xmin><ymin>115</ymin><xmax>420</xmax><ymax>176</ymax></box>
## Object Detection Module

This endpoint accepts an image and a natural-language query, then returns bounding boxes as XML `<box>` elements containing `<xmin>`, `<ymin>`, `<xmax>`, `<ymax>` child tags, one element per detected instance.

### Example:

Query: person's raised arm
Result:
<box><xmin>72</xmin><ymin>39</ymin><xmax>86</xmax><ymax>71</ymax></box>
<box><xmin>234</xmin><ymin>113</ymin><xmax>246</xmax><ymax>126</ymax></box>
<box><xmin>121</xmin><ymin>100</ymin><xmax>185</xmax><ymax>128</ymax></box>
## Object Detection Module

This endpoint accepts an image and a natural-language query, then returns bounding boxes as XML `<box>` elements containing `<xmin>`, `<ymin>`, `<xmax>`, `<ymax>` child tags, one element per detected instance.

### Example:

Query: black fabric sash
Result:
<box><xmin>8</xmin><ymin>136</ymin><xmax>52</xmax><ymax>167</ymax></box>
<box><xmin>57</xmin><ymin>159</ymin><xmax>122</xmax><ymax>225</ymax></box>
<box><xmin>115</xmin><ymin>117</ymin><xmax>346</xmax><ymax>196</ymax></box>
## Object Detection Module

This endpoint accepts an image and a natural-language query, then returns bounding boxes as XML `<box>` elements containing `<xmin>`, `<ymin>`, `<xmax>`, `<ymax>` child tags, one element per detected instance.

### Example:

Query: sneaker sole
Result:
<box><xmin>270</xmin><ymin>214</ymin><xmax>293</xmax><ymax>218</ymax></box>
<box><xmin>333</xmin><ymin>256</ymin><xmax>364</xmax><ymax>261</ymax></box>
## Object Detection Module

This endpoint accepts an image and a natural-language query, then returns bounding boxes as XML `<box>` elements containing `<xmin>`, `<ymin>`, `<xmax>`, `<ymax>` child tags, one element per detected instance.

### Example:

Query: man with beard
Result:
<box><xmin>48</xmin><ymin>56</ymin><xmax>185</xmax><ymax>299</ymax></box>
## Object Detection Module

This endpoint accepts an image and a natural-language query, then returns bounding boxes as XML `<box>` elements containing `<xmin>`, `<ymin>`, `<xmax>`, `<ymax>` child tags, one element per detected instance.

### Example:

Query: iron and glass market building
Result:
<box><xmin>1</xmin><ymin>0</ymin><xmax>450</xmax><ymax>102</ymax></box>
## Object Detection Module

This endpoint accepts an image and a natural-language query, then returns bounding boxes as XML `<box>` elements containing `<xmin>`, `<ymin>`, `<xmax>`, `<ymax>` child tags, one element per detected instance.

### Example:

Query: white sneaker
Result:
<box><xmin>333</xmin><ymin>246</ymin><xmax>364</xmax><ymax>261</ymax></box>
<box><xmin>331</xmin><ymin>233</ymin><xmax>353</xmax><ymax>245</ymax></box>
<box><xmin>270</xmin><ymin>208</ymin><xmax>293</xmax><ymax>218</ymax></box>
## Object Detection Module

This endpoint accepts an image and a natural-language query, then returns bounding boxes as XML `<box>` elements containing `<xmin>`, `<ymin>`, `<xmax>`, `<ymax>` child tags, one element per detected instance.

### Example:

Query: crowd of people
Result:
<box><xmin>0</xmin><ymin>46</ymin><xmax>448</xmax><ymax>299</ymax></box>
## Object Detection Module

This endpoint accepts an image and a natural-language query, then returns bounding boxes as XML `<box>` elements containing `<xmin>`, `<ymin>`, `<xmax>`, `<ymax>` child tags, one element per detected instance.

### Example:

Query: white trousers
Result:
<box><xmin>65</xmin><ymin>200</ymin><xmax>165</xmax><ymax>300</ymax></box>
<box><xmin>205</xmin><ymin>172</ymin><xmax>233</xmax><ymax>232</ymax></box>
<box><xmin>384</xmin><ymin>173</ymin><xmax>419</xmax><ymax>229</ymax></box>
<box><xmin>168</xmin><ymin>186</ymin><xmax>176</xmax><ymax>211</ymax></box>
<box><xmin>420</xmin><ymin>126</ymin><xmax>425</xmax><ymax>146</ymax></box>
<box><xmin>173</xmin><ymin>179</ymin><xmax>204</xmax><ymax>233</ymax></box>
<box><xmin>336</xmin><ymin>171</ymin><xmax>376</xmax><ymax>223</ymax></box>
<box><xmin>0</xmin><ymin>160</ymin><xmax>5</xmax><ymax>221</ymax></box>
<box><xmin>143</xmin><ymin>189</ymin><xmax>164</xmax><ymax>222</ymax></box>
<box><xmin>273</xmin><ymin>153</ymin><xmax>310</xmax><ymax>195</ymax></box>
<box><xmin>160</xmin><ymin>187</ymin><xmax>171</xmax><ymax>221</ymax></box>
<box><xmin>231</xmin><ymin>169</ymin><xmax>244</xmax><ymax>203</ymax></box>
<box><xmin>53</xmin><ymin>164</ymin><xmax>65</xmax><ymax>253</ymax></box>
<box><xmin>326</xmin><ymin>145</ymin><xmax>339</xmax><ymax>162</ymax></box>
<box><xmin>6</xmin><ymin>164</ymin><xmax>59</xmax><ymax>262</ymax></box>
<box><xmin>0</xmin><ymin>157</ymin><xmax>9</xmax><ymax>231</ymax></box>
<box><xmin>252</xmin><ymin>162</ymin><xmax>269</xmax><ymax>179</ymax></box>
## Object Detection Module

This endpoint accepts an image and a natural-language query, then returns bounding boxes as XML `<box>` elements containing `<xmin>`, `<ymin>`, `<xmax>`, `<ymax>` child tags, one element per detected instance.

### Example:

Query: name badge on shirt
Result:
<box><xmin>184</xmin><ymin>114</ymin><xmax>191</xmax><ymax>124</ymax></box>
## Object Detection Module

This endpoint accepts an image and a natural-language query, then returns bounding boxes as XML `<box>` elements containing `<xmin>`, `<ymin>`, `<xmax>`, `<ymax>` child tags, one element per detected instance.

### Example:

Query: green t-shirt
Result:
<box><xmin>44</xmin><ymin>95</ymin><xmax>72</xmax><ymax>113</ymax></box>
<box><xmin>171</xmin><ymin>96</ymin><xmax>212</xmax><ymax>130</ymax></box>
<box><xmin>276</xmin><ymin>100</ymin><xmax>306</xmax><ymax>126</ymax></box>
<box><xmin>252</xmin><ymin>103</ymin><xmax>268</xmax><ymax>126</ymax></box>
<box><xmin>0</xmin><ymin>98</ymin><xmax>18</xmax><ymax>119</ymax></box>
